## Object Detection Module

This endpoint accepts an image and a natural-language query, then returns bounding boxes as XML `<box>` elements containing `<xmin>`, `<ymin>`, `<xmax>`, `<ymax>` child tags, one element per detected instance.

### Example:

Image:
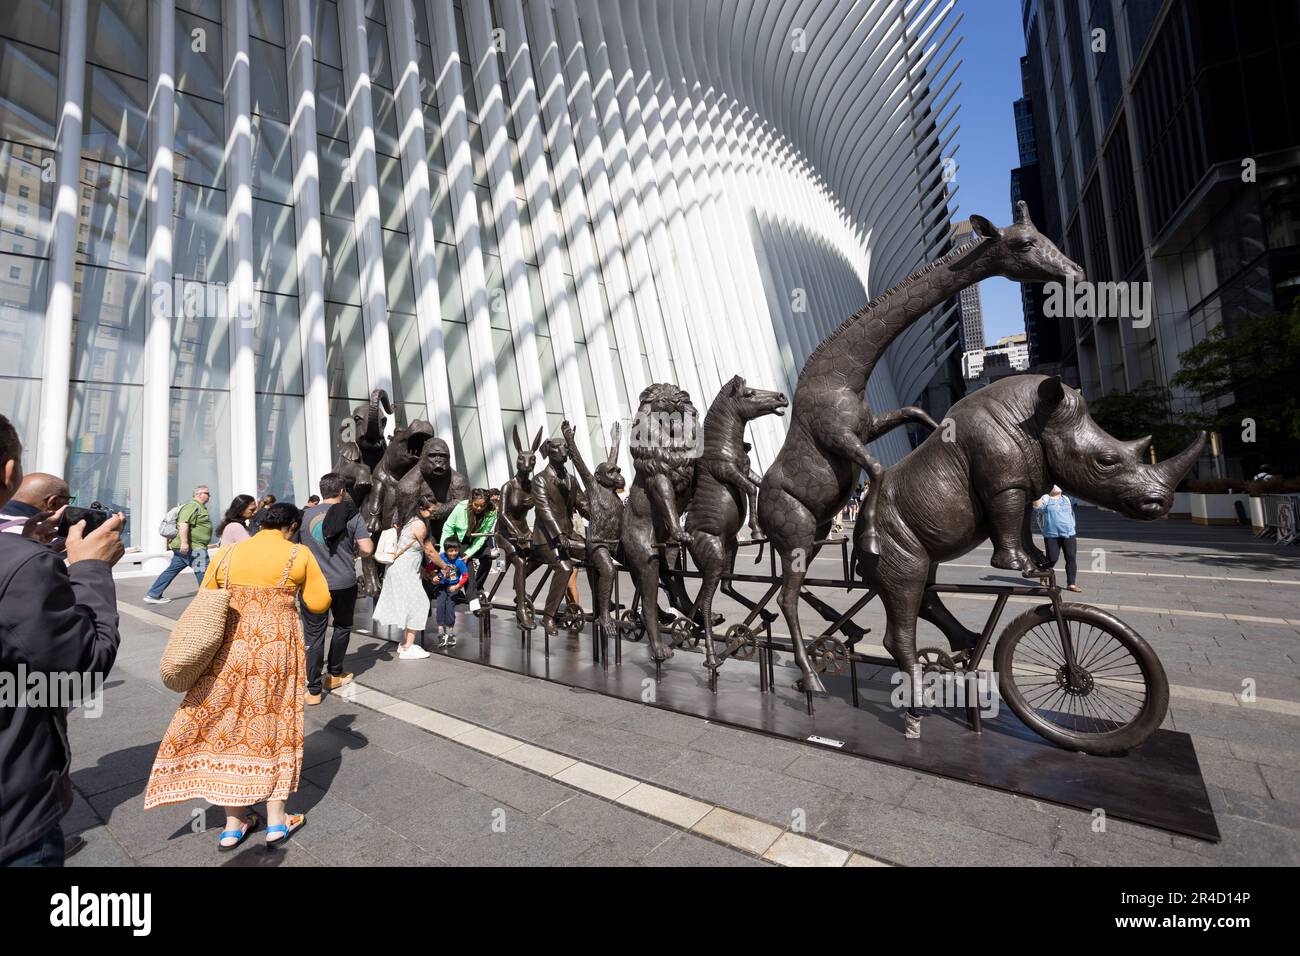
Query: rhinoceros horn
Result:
<box><xmin>1124</xmin><ymin>436</ymin><xmax>1153</xmax><ymax>460</ymax></box>
<box><xmin>1154</xmin><ymin>432</ymin><xmax>1207</xmax><ymax>487</ymax></box>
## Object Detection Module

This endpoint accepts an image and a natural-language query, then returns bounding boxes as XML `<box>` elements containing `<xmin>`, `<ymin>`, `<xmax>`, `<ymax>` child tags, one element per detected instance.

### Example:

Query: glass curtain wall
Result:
<box><xmin>368</xmin><ymin>2</ymin><xmax>426</xmax><ymax>432</ymax></box>
<box><xmin>68</xmin><ymin>0</ymin><xmax>152</xmax><ymax>532</ymax></box>
<box><xmin>522</xmin><ymin>0</ymin><xmax>640</xmax><ymax>424</ymax></box>
<box><xmin>250</xmin><ymin>0</ymin><xmax>308</xmax><ymax>501</ymax></box>
<box><xmin>168</xmin><ymin>0</ymin><xmax>232</xmax><ymax>525</ymax></box>
<box><xmin>452</xmin><ymin>1</ymin><xmax>533</xmax><ymax>466</ymax></box>
<box><xmin>494</xmin><ymin>0</ymin><xmax>606</xmax><ymax>458</ymax></box>
<box><xmin>414</xmin><ymin>0</ymin><xmax>486</xmax><ymax>482</ymax></box>
<box><xmin>0</xmin><ymin>2</ymin><xmax>59</xmax><ymax>465</ymax></box>
<box><xmin>317</xmin><ymin>0</ymin><xmax>370</xmax><ymax>449</ymax></box>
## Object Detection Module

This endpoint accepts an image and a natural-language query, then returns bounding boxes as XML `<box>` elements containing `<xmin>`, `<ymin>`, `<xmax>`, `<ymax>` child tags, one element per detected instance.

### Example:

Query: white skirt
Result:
<box><xmin>372</xmin><ymin>549</ymin><xmax>429</xmax><ymax>632</ymax></box>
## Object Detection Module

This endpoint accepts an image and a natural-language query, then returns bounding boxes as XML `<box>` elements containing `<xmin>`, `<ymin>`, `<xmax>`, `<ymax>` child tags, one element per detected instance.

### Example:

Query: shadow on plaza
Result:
<box><xmin>67</xmin><ymin>709</ymin><xmax>369</xmax><ymax>865</ymax></box>
<box><xmin>1065</xmin><ymin>510</ymin><xmax>1300</xmax><ymax>573</ymax></box>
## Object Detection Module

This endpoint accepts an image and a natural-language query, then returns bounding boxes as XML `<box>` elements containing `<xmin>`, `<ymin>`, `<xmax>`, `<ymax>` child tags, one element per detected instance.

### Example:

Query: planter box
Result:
<box><xmin>1169</xmin><ymin>491</ymin><xmax>1192</xmax><ymax>518</ymax></box>
<box><xmin>1249</xmin><ymin>496</ymin><xmax>1267</xmax><ymax>531</ymax></box>
<box><xmin>1190</xmin><ymin>492</ymin><xmax>1249</xmax><ymax>525</ymax></box>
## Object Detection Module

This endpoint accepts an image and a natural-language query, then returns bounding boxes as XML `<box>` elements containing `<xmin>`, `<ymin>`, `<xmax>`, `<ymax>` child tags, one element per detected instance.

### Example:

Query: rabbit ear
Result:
<box><xmin>512</xmin><ymin>425</ymin><xmax>523</xmax><ymax>454</ymax></box>
<box><xmin>607</xmin><ymin>422</ymin><xmax>621</xmax><ymax>464</ymax></box>
<box><xmin>531</xmin><ymin>427</ymin><xmax>544</xmax><ymax>453</ymax></box>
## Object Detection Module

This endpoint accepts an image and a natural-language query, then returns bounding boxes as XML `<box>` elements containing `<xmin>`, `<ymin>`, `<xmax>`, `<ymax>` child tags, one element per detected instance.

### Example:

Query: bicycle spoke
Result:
<box><xmin>1081</xmin><ymin>641</ymin><xmax>1133</xmax><ymax>674</ymax></box>
<box><xmin>1090</xmin><ymin>691</ymin><xmax>1137</xmax><ymax>726</ymax></box>
<box><xmin>1008</xmin><ymin>610</ymin><xmax>1155</xmax><ymax>740</ymax></box>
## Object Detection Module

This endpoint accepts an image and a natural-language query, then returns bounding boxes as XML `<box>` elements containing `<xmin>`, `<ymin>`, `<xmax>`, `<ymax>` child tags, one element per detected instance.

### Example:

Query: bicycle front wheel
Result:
<box><xmin>994</xmin><ymin>603</ymin><xmax>1169</xmax><ymax>755</ymax></box>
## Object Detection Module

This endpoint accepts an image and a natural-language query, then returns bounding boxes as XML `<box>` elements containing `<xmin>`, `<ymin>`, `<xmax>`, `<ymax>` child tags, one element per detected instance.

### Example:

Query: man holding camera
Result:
<box><xmin>0</xmin><ymin>473</ymin><xmax>74</xmax><ymax>539</ymax></box>
<box><xmin>0</xmin><ymin>414</ymin><xmax>125</xmax><ymax>867</ymax></box>
<box><xmin>143</xmin><ymin>485</ymin><xmax>212</xmax><ymax>605</ymax></box>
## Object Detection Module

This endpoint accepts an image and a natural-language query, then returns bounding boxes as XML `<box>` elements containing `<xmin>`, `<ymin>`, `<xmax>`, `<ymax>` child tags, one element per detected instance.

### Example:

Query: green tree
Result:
<box><xmin>1171</xmin><ymin>301</ymin><xmax>1300</xmax><ymax>471</ymax></box>
<box><xmin>1089</xmin><ymin>381</ymin><xmax>1198</xmax><ymax>460</ymax></box>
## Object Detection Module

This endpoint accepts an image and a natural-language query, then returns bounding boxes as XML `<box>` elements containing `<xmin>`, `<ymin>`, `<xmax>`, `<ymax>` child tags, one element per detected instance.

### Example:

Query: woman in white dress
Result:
<box><xmin>373</xmin><ymin>496</ymin><xmax>435</xmax><ymax>660</ymax></box>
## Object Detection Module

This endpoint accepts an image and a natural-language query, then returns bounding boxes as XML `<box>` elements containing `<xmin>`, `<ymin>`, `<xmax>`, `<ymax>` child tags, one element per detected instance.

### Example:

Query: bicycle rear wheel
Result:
<box><xmin>994</xmin><ymin>603</ymin><xmax>1168</xmax><ymax>755</ymax></box>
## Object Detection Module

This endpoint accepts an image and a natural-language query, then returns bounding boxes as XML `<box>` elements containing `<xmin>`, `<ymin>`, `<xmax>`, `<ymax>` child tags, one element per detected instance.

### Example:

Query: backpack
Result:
<box><xmin>374</xmin><ymin>527</ymin><xmax>400</xmax><ymax>565</ymax></box>
<box><xmin>158</xmin><ymin>504</ymin><xmax>184</xmax><ymax>539</ymax></box>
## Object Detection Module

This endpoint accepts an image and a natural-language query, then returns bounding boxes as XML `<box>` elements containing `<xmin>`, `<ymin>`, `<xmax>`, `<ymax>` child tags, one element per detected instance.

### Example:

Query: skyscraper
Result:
<box><xmin>952</xmin><ymin>219</ymin><xmax>986</xmax><ymax>351</ymax></box>
<box><xmin>1012</xmin><ymin>0</ymin><xmax>1300</xmax><ymax>409</ymax></box>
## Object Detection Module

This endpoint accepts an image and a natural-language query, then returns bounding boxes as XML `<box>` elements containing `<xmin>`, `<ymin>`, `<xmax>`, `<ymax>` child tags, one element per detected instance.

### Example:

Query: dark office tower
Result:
<box><xmin>1010</xmin><ymin>51</ymin><xmax>1065</xmax><ymax>379</ymax></box>
<box><xmin>951</xmin><ymin>220</ymin><xmax>986</xmax><ymax>352</ymax></box>
<box><xmin>1012</xmin><ymin>0</ymin><xmax>1300</xmax><ymax>416</ymax></box>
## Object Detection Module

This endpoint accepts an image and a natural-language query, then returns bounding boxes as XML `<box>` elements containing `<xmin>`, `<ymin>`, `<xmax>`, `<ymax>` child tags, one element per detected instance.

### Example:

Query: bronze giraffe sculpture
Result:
<box><xmin>757</xmin><ymin>202</ymin><xmax>1085</xmax><ymax>693</ymax></box>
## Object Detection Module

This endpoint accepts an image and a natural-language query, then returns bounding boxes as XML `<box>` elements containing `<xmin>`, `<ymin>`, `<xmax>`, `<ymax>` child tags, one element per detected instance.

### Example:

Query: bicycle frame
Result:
<box><xmin>469</xmin><ymin>532</ymin><xmax>1084</xmax><ymax>725</ymax></box>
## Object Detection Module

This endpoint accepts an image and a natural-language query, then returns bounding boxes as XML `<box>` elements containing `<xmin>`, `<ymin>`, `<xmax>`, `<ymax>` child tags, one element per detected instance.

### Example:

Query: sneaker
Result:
<box><xmin>323</xmin><ymin>673</ymin><xmax>353</xmax><ymax>691</ymax></box>
<box><xmin>445</xmin><ymin>635</ymin><xmax>458</xmax><ymax>648</ymax></box>
<box><xmin>398</xmin><ymin>645</ymin><xmax>431</xmax><ymax>660</ymax></box>
<box><xmin>142</xmin><ymin>596</ymin><xmax>171</xmax><ymax>605</ymax></box>
<box><xmin>1066</xmin><ymin>584</ymin><xmax>1083</xmax><ymax>593</ymax></box>
<box><xmin>304</xmin><ymin>692</ymin><xmax>323</xmax><ymax>706</ymax></box>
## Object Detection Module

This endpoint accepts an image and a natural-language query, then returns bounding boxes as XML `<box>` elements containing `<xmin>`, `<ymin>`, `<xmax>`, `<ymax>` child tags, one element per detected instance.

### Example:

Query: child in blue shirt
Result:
<box><xmin>433</xmin><ymin>538</ymin><xmax>469</xmax><ymax>647</ymax></box>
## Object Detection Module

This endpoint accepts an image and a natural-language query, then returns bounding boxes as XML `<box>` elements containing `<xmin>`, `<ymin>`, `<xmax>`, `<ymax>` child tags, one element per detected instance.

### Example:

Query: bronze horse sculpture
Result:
<box><xmin>683</xmin><ymin>376</ymin><xmax>787</xmax><ymax>671</ymax></box>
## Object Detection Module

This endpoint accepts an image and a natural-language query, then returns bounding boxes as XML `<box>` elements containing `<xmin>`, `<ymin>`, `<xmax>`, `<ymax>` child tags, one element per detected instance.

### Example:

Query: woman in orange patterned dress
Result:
<box><xmin>144</xmin><ymin>502</ymin><xmax>331</xmax><ymax>850</ymax></box>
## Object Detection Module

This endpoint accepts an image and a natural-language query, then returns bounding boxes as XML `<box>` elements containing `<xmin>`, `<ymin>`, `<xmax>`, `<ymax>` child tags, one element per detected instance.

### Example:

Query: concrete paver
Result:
<box><xmin>67</xmin><ymin>511</ymin><xmax>1300</xmax><ymax>865</ymax></box>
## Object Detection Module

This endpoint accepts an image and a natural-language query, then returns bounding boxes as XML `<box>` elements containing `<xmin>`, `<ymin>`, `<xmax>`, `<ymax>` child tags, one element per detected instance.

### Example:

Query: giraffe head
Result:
<box><xmin>968</xmin><ymin>201</ymin><xmax>1084</xmax><ymax>284</ymax></box>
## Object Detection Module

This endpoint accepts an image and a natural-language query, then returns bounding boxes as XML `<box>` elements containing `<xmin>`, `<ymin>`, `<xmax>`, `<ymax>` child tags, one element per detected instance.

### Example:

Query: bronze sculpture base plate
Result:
<box><xmin>434</xmin><ymin>611</ymin><xmax>1219</xmax><ymax>842</ymax></box>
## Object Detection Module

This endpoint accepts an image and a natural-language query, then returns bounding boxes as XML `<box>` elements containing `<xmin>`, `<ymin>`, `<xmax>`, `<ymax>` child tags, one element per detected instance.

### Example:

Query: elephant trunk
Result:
<box><xmin>363</xmin><ymin>389</ymin><xmax>391</xmax><ymax>442</ymax></box>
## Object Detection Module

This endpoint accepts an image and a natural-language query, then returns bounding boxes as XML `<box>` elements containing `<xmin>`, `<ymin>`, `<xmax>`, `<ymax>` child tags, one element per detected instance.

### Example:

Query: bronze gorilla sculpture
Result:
<box><xmin>332</xmin><ymin>388</ymin><xmax>393</xmax><ymax>508</ymax></box>
<box><xmin>395</xmin><ymin>437</ymin><xmax>469</xmax><ymax>543</ymax></box>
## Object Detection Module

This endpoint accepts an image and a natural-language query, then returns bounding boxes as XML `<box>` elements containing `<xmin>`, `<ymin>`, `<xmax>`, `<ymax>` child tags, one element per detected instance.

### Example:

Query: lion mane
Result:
<box><xmin>630</xmin><ymin>382</ymin><xmax>698</xmax><ymax>495</ymax></box>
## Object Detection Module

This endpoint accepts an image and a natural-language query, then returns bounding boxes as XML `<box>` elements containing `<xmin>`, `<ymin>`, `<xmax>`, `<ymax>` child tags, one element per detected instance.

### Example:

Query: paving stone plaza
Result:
<box><xmin>61</xmin><ymin>510</ymin><xmax>1300</xmax><ymax>867</ymax></box>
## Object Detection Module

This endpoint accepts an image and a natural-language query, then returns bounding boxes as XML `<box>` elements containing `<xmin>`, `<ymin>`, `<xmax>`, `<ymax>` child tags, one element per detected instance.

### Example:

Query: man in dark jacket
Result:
<box><xmin>0</xmin><ymin>414</ymin><xmax>125</xmax><ymax>867</ymax></box>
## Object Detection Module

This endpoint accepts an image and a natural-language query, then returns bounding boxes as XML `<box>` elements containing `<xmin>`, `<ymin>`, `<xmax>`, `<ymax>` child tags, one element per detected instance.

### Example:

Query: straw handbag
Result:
<box><xmin>158</xmin><ymin>546</ymin><xmax>236</xmax><ymax>693</ymax></box>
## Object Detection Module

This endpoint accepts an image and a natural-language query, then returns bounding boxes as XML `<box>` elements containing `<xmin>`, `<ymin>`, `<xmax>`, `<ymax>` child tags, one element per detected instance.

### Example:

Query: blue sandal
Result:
<box><xmin>265</xmin><ymin>813</ymin><xmax>305</xmax><ymax>849</ymax></box>
<box><xmin>217</xmin><ymin>812</ymin><xmax>261</xmax><ymax>852</ymax></box>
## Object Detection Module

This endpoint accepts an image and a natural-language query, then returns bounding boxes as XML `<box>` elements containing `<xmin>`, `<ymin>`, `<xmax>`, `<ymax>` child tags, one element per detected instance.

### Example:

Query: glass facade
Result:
<box><xmin>7</xmin><ymin>0</ymin><xmax>960</xmax><ymax>550</ymax></box>
<box><xmin>1017</xmin><ymin>0</ymin><xmax>1300</xmax><ymax>442</ymax></box>
<box><xmin>0</xmin><ymin>1</ymin><xmax>59</xmax><ymax>478</ymax></box>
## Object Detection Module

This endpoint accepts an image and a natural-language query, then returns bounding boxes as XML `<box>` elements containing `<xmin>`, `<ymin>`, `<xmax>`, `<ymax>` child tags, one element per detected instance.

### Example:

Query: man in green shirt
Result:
<box><xmin>439</xmin><ymin>488</ymin><xmax>499</xmax><ymax>606</ymax></box>
<box><xmin>144</xmin><ymin>485</ymin><xmax>213</xmax><ymax>604</ymax></box>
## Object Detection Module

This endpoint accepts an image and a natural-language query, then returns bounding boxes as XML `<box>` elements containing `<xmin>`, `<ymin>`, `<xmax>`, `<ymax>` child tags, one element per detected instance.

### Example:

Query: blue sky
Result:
<box><xmin>950</xmin><ymin>0</ymin><xmax>1030</xmax><ymax>344</ymax></box>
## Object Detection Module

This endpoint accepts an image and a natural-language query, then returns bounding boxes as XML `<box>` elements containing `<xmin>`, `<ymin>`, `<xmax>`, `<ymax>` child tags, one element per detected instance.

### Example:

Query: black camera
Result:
<box><xmin>55</xmin><ymin>507</ymin><xmax>113</xmax><ymax>538</ymax></box>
